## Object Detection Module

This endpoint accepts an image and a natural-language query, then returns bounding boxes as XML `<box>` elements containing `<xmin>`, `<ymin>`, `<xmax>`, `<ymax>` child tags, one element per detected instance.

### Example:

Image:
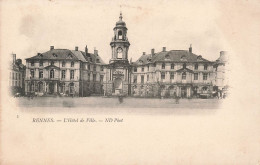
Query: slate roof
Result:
<box><xmin>133</xmin><ymin>50</ymin><xmax>211</xmax><ymax>66</ymax></box>
<box><xmin>26</xmin><ymin>49</ymin><xmax>106</xmax><ymax>65</ymax></box>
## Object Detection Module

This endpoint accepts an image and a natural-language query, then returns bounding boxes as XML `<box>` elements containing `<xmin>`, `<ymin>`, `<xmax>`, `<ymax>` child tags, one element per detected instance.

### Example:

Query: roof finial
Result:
<box><xmin>119</xmin><ymin>11</ymin><xmax>123</xmax><ymax>21</ymax></box>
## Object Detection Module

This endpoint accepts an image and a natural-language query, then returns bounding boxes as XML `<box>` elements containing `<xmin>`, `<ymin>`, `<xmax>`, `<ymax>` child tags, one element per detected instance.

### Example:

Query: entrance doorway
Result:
<box><xmin>49</xmin><ymin>82</ymin><xmax>54</xmax><ymax>94</ymax></box>
<box><xmin>181</xmin><ymin>87</ymin><xmax>187</xmax><ymax>98</ymax></box>
<box><xmin>113</xmin><ymin>78</ymin><xmax>122</xmax><ymax>94</ymax></box>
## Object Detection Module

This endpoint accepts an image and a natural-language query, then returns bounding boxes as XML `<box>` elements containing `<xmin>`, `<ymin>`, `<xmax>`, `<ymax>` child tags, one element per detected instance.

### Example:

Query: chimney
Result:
<box><xmin>12</xmin><ymin>54</ymin><xmax>16</xmax><ymax>64</ymax></box>
<box><xmin>151</xmin><ymin>49</ymin><xmax>155</xmax><ymax>56</ymax></box>
<box><xmin>50</xmin><ymin>46</ymin><xmax>54</xmax><ymax>50</ymax></box>
<box><xmin>162</xmin><ymin>47</ymin><xmax>166</xmax><ymax>52</ymax></box>
<box><xmin>220</xmin><ymin>51</ymin><xmax>225</xmax><ymax>56</ymax></box>
<box><xmin>189</xmin><ymin>44</ymin><xmax>192</xmax><ymax>53</ymax></box>
<box><xmin>94</xmin><ymin>48</ymin><xmax>98</xmax><ymax>56</ymax></box>
<box><xmin>85</xmin><ymin>45</ymin><xmax>88</xmax><ymax>53</ymax></box>
<box><xmin>143</xmin><ymin>52</ymin><xmax>146</xmax><ymax>55</ymax></box>
<box><xmin>75</xmin><ymin>46</ymin><xmax>78</xmax><ymax>51</ymax></box>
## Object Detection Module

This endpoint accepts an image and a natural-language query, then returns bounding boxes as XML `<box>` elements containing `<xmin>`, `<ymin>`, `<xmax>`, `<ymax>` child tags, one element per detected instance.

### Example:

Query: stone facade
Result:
<box><xmin>23</xmin><ymin>12</ymin><xmax>228</xmax><ymax>98</ymax></box>
<box><xmin>9</xmin><ymin>54</ymin><xmax>26</xmax><ymax>96</ymax></box>
<box><xmin>25</xmin><ymin>46</ymin><xmax>105</xmax><ymax>96</ymax></box>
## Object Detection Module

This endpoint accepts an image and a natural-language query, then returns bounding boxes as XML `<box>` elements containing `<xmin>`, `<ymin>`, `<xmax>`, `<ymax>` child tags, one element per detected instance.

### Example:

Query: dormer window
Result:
<box><xmin>52</xmin><ymin>53</ymin><xmax>57</xmax><ymax>57</ymax></box>
<box><xmin>96</xmin><ymin>59</ymin><xmax>100</xmax><ymax>63</ymax></box>
<box><xmin>71</xmin><ymin>61</ymin><xmax>74</xmax><ymax>67</ymax></box>
<box><xmin>181</xmin><ymin>55</ymin><xmax>187</xmax><ymax>61</ymax></box>
<box><xmin>197</xmin><ymin>55</ymin><xmax>202</xmax><ymax>61</ymax></box>
<box><xmin>165</xmin><ymin>54</ymin><xmax>170</xmax><ymax>59</ymax></box>
<box><xmin>139</xmin><ymin>60</ymin><xmax>143</xmax><ymax>64</ymax></box>
<box><xmin>51</xmin><ymin>61</ymin><xmax>54</xmax><ymax>65</ymax></box>
<box><xmin>68</xmin><ymin>54</ymin><xmax>72</xmax><ymax>58</ymax></box>
<box><xmin>183</xmin><ymin>63</ymin><xmax>186</xmax><ymax>68</ymax></box>
<box><xmin>31</xmin><ymin>61</ymin><xmax>34</xmax><ymax>66</ymax></box>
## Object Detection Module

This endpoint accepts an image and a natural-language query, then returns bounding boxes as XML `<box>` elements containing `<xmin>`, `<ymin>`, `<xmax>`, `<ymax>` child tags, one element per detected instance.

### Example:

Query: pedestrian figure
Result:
<box><xmin>118</xmin><ymin>94</ymin><xmax>124</xmax><ymax>104</ymax></box>
<box><xmin>175</xmin><ymin>96</ymin><xmax>180</xmax><ymax>104</ymax></box>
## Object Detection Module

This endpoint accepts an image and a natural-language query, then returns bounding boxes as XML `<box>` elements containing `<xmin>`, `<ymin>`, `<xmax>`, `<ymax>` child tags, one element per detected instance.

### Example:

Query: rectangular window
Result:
<box><xmin>30</xmin><ymin>70</ymin><xmax>34</xmax><ymax>78</ymax></box>
<box><xmin>39</xmin><ymin>70</ymin><xmax>43</xmax><ymax>78</ymax></box>
<box><xmin>204</xmin><ymin>65</ymin><xmax>208</xmax><ymax>70</ymax></box>
<box><xmin>40</xmin><ymin>61</ymin><xmax>43</xmax><ymax>67</ymax></box>
<box><xmin>31</xmin><ymin>61</ymin><xmax>34</xmax><ymax>66</ymax></box>
<box><xmin>170</xmin><ymin>72</ymin><xmax>174</xmax><ymax>79</ymax></box>
<box><xmin>161</xmin><ymin>72</ymin><xmax>165</xmax><ymax>79</ymax></box>
<box><xmin>133</xmin><ymin>75</ymin><xmax>137</xmax><ymax>83</ymax></box>
<box><xmin>93</xmin><ymin>65</ymin><xmax>96</xmax><ymax>71</ymax></box>
<box><xmin>88</xmin><ymin>73</ymin><xmax>90</xmax><ymax>80</ymax></box>
<box><xmin>147</xmin><ymin>66</ymin><xmax>149</xmax><ymax>71</ymax></box>
<box><xmin>142</xmin><ymin>67</ymin><xmax>144</xmax><ymax>72</ymax></box>
<box><xmin>162</xmin><ymin>63</ymin><xmax>165</xmax><ymax>69</ymax></box>
<box><xmin>147</xmin><ymin>75</ymin><xmax>149</xmax><ymax>81</ymax></box>
<box><xmin>203</xmin><ymin>73</ymin><xmax>207</xmax><ymax>80</ymax></box>
<box><xmin>171</xmin><ymin>63</ymin><xmax>174</xmax><ymax>69</ymax></box>
<box><xmin>141</xmin><ymin>75</ymin><xmax>144</xmax><ymax>84</ymax></box>
<box><xmin>62</xmin><ymin>61</ymin><xmax>65</xmax><ymax>67</ymax></box>
<box><xmin>93</xmin><ymin>74</ymin><xmax>96</xmax><ymax>81</ymax></box>
<box><xmin>101</xmin><ymin>66</ymin><xmax>104</xmax><ymax>71</ymax></box>
<box><xmin>195</xmin><ymin>64</ymin><xmax>198</xmax><ymax>70</ymax></box>
<box><xmin>15</xmin><ymin>73</ymin><xmax>17</xmax><ymax>80</ymax></box>
<box><xmin>19</xmin><ymin>73</ymin><xmax>21</xmax><ymax>80</ymax></box>
<box><xmin>100</xmin><ymin>75</ymin><xmax>104</xmax><ymax>82</ymax></box>
<box><xmin>134</xmin><ymin>67</ymin><xmax>137</xmax><ymax>72</ymax></box>
<box><xmin>62</xmin><ymin>70</ymin><xmax>66</xmax><ymax>79</ymax></box>
<box><xmin>88</xmin><ymin>64</ymin><xmax>90</xmax><ymax>70</ymax></box>
<box><xmin>70</xmin><ymin>70</ymin><xmax>74</xmax><ymax>80</ymax></box>
<box><xmin>71</xmin><ymin>62</ymin><xmax>74</xmax><ymax>67</ymax></box>
<box><xmin>194</xmin><ymin>73</ymin><xmax>198</xmax><ymax>80</ymax></box>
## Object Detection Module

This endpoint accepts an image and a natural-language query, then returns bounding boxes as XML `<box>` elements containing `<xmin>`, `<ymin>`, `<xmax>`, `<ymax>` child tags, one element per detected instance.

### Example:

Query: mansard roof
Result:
<box><xmin>133</xmin><ymin>50</ymin><xmax>211</xmax><ymax>66</ymax></box>
<box><xmin>26</xmin><ymin>49</ymin><xmax>105</xmax><ymax>64</ymax></box>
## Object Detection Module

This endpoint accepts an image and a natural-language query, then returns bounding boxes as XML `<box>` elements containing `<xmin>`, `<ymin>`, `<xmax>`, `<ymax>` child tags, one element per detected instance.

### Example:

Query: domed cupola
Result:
<box><xmin>115</xmin><ymin>12</ymin><xmax>126</xmax><ymax>27</ymax></box>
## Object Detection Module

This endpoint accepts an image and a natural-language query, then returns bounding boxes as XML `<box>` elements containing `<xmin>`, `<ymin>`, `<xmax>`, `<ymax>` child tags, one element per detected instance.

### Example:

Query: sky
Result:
<box><xmin>1</xmin><ymin>0</ymin><xmax>232</xmax><ymax>64</ymax></box>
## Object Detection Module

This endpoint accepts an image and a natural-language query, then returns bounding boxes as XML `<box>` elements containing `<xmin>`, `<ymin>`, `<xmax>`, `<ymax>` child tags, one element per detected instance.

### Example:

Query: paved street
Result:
<box><xmin>17</xmin><ymin>96</ymin><xmax>222</xmax><ymax>114</ymax></box>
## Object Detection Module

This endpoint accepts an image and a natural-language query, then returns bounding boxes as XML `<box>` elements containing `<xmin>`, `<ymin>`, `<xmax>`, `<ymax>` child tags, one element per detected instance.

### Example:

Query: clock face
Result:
<box><xmin>117</xmin><ymin>47</ymin><xmax>123</xmax><ymax>53</ymax></box>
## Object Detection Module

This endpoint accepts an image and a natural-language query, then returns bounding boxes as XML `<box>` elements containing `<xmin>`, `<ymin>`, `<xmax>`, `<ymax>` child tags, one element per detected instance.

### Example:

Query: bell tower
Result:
<box><xmin>110</xmin><ymin>12</ymin><xmax>130</xmax><ymax>63</ymax></box>
<box><xmin>103</xmin><ymin>12</ymin><xmax>132</xmax><ymax>96</ymax></box>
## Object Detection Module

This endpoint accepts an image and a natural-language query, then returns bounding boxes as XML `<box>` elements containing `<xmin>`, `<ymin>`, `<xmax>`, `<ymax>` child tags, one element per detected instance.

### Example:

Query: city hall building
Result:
<box><xmin>24</xmin><ymin>13</ymin><xmax>228</xmax><ymax>98</ymax></box>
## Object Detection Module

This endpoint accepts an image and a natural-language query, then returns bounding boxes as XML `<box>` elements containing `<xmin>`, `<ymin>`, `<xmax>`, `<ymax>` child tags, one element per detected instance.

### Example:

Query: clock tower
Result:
<box><xmin>104</xmin><ymin>12</ymin><xmax>132</xmax><ymax>96</ymax></box>
<box><xmin>109</xmin><ymin>12</ymin><xmax>130</xmax><ymax>63</ymax></box>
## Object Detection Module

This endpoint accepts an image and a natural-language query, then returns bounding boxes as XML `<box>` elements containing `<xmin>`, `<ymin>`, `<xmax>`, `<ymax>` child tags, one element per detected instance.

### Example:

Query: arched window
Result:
<box><xmin>182</xmin><ymin>72</ymin><xmax>186</xmax><ymax>80</ymax></box>
<box><xmin>50</xmin><ymin>69</ymin><xmax>54</xmax><ymax>78</ymax></box>
<box><xmin>162</xmin><ymin>63</ymin><xmax>165</xmax><ymax>69</ymax></box>
<box><xmin>118</xmin><ymin>30</ymin><xmax>122</xmax><ymax>39</ymax></box>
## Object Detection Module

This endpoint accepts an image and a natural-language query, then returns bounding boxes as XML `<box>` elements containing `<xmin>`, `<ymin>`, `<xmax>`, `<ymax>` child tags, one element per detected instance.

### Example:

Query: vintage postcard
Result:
<box><xmin>1</xmin><ymin>0</ymin><xmax>260</xmax><ymax>164</ymax></box>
